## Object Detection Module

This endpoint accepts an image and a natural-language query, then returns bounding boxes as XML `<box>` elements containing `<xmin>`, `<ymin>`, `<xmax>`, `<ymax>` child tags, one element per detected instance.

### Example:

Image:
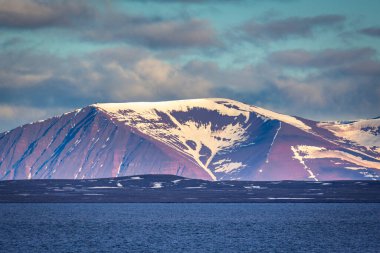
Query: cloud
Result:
<box><xmin>84</xmin><ymin>16</ymin><xmax>220</xmax><ymax>49</ymax></box>
<box><xmin>0</xmin><ymin>104</ymin><xmax>69</xmax><ymax>132</ymax></box>
<box><xmin>0</xmin><ymin>47</ymin><xmax>212</xmax><ymax>108</ymax></box>
<box><xmin>359</xmin><ymin>27</ymin><xmax>380</xmax><ymax>38</ymax></box>
<box><xmin>0</xmin><ymin>0</ymin><xmax>219</xmax><ymax>50</ymax></box>
<box><xmin>86</xmin><ymin>49</ymin><xmax>213</xmax><ymax>99</ymax></box>
<box><xmin>127</xmin><ymin>0</ymin><xmax>241</xmax><ymax>3</ymax></box>
<box><xmin>182</xmin><ymin>47</ymin><xmax>380</xmax><ymax>120</ymax></box>
<box><xmin>132</xmin><ymin>0</ymin><xmax>230</xmax><ymax>2</ymax></box>
<box><xmin>0</xmin><ymin>0</ymin><xmax>94</xmax><ymax>28</ymax></box>
<box><xmin>0</xmin><ymin>46</ymin><xmax>379</xmax><ymax>132</ymax></box>
<box><xmin>238</xmin><ymin>15</ymin><xmax>345</xmax><ymax>42</ymax></box>
<box><xmin>267</xmin><ymin>48</ymin><xmax>376</xmax><ymax>68</ymax></box>
<box><xmin>127</xmin><ymin>0</ymin><xmax>295</xmax><ymax>3</ymax></box>
<box><xmin>183</xmin><ymin>60</ymin><xmax>327</xmax><ymax>109</ymax></box>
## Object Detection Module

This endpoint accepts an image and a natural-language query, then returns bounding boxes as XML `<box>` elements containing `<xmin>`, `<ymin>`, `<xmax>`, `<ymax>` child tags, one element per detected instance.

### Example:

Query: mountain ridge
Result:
<box><xmin>0</xmin><ymin>98</ymin><xmax>379</xmax><ymax>181</ymax></box>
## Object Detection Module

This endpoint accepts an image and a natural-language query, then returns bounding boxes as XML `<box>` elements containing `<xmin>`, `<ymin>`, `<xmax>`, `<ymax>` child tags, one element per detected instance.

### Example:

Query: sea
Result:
<box><xmin>0</xmin><ymin>203</ymin><xmax>379</xmax><ymax>253</ymax></box>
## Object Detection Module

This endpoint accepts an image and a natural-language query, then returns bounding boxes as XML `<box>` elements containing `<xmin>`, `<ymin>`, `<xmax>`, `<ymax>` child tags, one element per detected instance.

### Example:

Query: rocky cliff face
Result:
<box><xmin>0</xmin><ymin>98</ymin><xmax>379</xmax><ymax>181</ymax></box>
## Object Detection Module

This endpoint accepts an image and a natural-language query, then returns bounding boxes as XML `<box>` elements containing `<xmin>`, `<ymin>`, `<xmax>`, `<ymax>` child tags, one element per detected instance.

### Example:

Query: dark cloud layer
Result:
<box><xmin>84</xmin><ymin>15</ymin><xmax>219</xmax><ymax>49</ymax></box>
<box><xmin>128</xmin><ymin>0</ymin><xmax>296</xmax><ymax>2</ymax></box>
<box><xmin>359</xmin><ymin>27</ymin><xmax>380</xmax><ymax>38</ymax></box>
<box><xmin>239</xmin><ymin>15</ymin><xmax>345</xmax><ymax>42</ymax></box>
<box><xmin>267</xmin><ymin>48</ymin><xmax>376</xmax><ymax>68</ymax></box>
<box><xmin>132</xmin><ymin>0</ymin><xmax>237</xmax><ymax>2</ymax></box>
<box><xmin>0</xmin><ymin>0</ymin><xmax>94</xmax><ymax>28</ymax></box>
<box><xmin>0</xmin><ymin>0</ymin><xmax>219</xmax><ymax>50</ymax></box>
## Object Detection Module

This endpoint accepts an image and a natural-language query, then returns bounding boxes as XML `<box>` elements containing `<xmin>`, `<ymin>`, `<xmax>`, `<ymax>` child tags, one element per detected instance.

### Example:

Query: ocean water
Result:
<box><xmin>0</xmin><ymin>204</ymin><xmax>379</xmax><ymax>253</ymax></box>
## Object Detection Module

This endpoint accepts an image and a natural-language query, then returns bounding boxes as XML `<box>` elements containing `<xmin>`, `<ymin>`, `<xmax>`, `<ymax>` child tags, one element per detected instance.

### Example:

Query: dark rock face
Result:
<box><xmin>0</xmin><ymin>98</ymin><xmax>379</xmax><ymax>181</ymax></box>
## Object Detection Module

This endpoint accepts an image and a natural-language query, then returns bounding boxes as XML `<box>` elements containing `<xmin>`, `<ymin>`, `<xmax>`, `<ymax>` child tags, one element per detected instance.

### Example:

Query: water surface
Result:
<box><xmin>1</xmin><ymin>203</ymin><xmax>379</xmax><ymax>252</ymax></box>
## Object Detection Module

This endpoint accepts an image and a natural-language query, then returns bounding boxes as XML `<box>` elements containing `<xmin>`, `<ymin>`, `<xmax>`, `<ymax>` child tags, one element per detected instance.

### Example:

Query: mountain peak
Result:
<box><xmin>93</xmin><ymin>98</ymin><xmax>249</xmax><ymax>116</ymax></box>
<box><xmin>93</xmin><ymin>98</ymin><xmax>312</xmax><ymax>132</ymax></box>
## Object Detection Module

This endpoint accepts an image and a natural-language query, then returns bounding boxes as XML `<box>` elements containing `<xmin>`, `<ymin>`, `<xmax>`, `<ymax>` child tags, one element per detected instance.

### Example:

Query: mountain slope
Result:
<box><xmin>0</xmin><ymin>98</ymin><xmax>379</xmax><ymax>181</ymax></box>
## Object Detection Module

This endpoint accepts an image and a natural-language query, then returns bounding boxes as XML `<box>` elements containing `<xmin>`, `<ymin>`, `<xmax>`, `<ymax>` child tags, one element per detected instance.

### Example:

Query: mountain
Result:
<box><xmin>0</xmin><ymin>98</ymin><xmax>379</xmax><ymax>181</ymax></box>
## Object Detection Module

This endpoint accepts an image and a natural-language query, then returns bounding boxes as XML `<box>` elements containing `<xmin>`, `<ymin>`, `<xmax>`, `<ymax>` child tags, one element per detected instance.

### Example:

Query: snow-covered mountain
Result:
<box><xmin>0</xmin><ymin>98</ymin><xmax>379</xmax><ymax>181</ymax></box>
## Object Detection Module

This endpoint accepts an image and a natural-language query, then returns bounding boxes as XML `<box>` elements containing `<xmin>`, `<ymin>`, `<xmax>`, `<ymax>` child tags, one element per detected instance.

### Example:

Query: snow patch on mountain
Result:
<box><xmin>96</xmin><ymin>98</ymin><xmax>251</xmax><ymax>120</ymax></box>
<box><xmin>151</xmin><ymin>182</ymin><xmax>163</xmax><ymax>189</ymax></box>
<box><xmin>291</xmin><ymin>146</ymin><xmax>319</xmax><ymax>181</ymax></box>
<box><xmin>213</xmin><ymin>98</ymin><xmax>311</xmax><ymax>131</ymax></box>
<box><xmin>291</xmin><ymin>145</ymin><xmax>380</xmax><ymax>171</ymax></box>
<box><xmin>214</xmin><ymin>161</ymin><xmax>246</xmax><ymax>173</ymax></box>
<box><xmin>250</xmin><ymin>105</ymin><xmax>311</xmax><ymax>131</ymax></box>
<box><xmin>318</xmin><ymin>118</ymin><xmax>380</xmax><ymax>148</ymax></box>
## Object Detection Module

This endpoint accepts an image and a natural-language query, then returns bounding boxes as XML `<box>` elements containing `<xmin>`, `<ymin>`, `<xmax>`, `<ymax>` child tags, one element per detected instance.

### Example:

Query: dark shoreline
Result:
<box><xmin>1</xmin><ymin>174</ymin><xmax>379</xmax><ymax>203</ymax></box>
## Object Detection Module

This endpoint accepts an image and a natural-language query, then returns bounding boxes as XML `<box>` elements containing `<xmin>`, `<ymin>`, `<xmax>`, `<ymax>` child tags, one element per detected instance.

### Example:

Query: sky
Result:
<box><xmin>0</xmin><ymin>0</ymin><xmax>380</xmax><ymax>132</ymax></box>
